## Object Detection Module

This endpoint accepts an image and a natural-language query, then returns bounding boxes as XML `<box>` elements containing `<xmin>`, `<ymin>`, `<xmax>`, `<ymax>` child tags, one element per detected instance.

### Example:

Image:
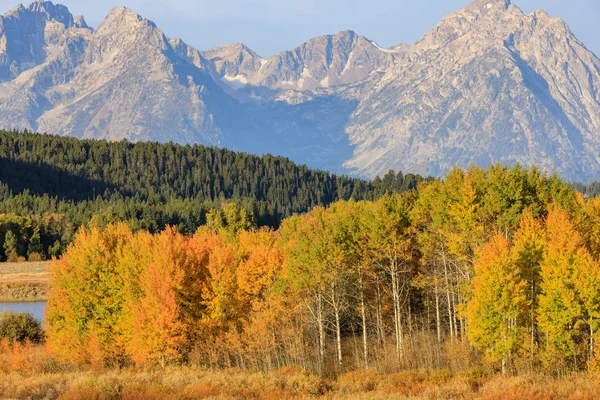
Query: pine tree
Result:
<box><xmin>3</xmin><ymin>230</ymin><xmax>17</xmax><ymax>261</ymax></box>
<box><xmin>27</xmin><ymin>226</ymin><xmax>43</xmax><ymax>259</ymax></box>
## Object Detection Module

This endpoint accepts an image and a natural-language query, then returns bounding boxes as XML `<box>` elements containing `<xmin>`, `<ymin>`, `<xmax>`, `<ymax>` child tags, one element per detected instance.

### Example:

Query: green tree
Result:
<box><xmin>27</xmin><ymin>226</ymin><xmax>43</xmax><ymax>258</ymax></box>
<box><xmin>48</xmin><ymin>240</ymin><xmax>62</xmax><ymax>258</ymax></box>
<box><xmin>3</xmin><ymin>230</ymin><xmax>17</xmax><ymax>261</ymax></box>
<box><xmin>0</xmin><ymin>312</ymin><xmax>45</xmax><ymax>344</ymax></box>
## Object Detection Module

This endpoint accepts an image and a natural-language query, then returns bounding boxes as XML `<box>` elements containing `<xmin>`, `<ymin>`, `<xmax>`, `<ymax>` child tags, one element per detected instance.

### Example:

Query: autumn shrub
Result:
<box><xmin>6</xmin><ymin>251</ymin><xmax>18</xmax><ymax>263</ymax></box>
<box><xmin>0</xmin><ymin>373</ymin><xmax>69</xmax><ymax>400</ymax></box>
<box><xmin>28</xmin><ymin>252</ymin><xmax>43</xmax><ymax>262</ymax></box>
<box><xmin>0</xmin><ymin>340</ymin><xmax>64</xmax><ymax>375</ymax></box>
<box><xmin>442</xmin><ymin>338</ymin><xmax>479</xmax><ymax>373</ymax></box>
<box><xmin>0</xmin><ymin>311</ymin><xmax>45</xmax><ymax>344</ymax></box>
<box><xmin>588</xmin><ymin>350</ymin><xmax>600</xmax><ymax>378</ymax></box>
<box><xmin>335</xmin><ymin>369</ymin><xmax>379</xmax><ymax>393</ymax></box>
<box><xmin>268</xmin><ymin>366</ymin><xmax>328</xmax><ymax>396</ymax></box>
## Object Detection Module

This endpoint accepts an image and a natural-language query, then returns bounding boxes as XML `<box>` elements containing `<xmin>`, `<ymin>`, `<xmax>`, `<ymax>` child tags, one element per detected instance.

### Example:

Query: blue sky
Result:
<box><xmin>2</xmin><ymin>0</ymin><xmax>599</xmax><ymax>57</ymax></box>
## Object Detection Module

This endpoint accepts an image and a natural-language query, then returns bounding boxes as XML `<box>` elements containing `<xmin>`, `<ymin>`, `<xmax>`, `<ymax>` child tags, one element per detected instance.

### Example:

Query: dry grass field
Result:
<box><xmin>0</xmin><ymin>366</ymin><xmax>599</xmax><ymax>399</ymax></box>
<box><xmin>0</xmin><ymin>261</ymin><xmax>50</xmax><ymax>284</ymax></box>
<box><xmin>0</xmin><ymin>261</ymin><xmax>50</xmax><ymax>302</ymax></box>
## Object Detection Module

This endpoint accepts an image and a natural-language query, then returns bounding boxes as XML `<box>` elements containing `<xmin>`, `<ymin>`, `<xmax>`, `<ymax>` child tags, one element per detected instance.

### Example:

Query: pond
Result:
<box><xmin>0</xmin><ymin>302</ymin><xmax>47</xmax><ymax>323</ymax></box>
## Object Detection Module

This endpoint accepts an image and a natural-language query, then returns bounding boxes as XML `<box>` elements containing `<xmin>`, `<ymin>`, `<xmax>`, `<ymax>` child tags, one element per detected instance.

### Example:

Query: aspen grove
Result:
<box><xmin>44</xmin><ymin>164</ymin><xmax>600</xmax><ymax>376</ymax></box>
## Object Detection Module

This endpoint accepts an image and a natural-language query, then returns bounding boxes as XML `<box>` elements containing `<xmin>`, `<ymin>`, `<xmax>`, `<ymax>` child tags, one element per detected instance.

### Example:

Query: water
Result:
<box><xmin>0</xmin><ymin>302</ymin><xmax>47</xmax><ymax>323</ymax></box>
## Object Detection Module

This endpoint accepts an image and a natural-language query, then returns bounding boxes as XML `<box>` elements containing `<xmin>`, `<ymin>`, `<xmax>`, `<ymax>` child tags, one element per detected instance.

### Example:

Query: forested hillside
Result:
<box><xmin>0</xmin><ymin>130</ymin><xmax>425</xmax><ymax>261</ymax></box>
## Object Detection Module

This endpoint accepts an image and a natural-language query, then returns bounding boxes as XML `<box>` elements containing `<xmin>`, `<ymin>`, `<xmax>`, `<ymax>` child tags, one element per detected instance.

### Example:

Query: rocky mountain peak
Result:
<box><xmin>73</xmin><ymin>15</ymin><xmax>88</xmax><ymax>29</ymax></box>
<box><xmin>202</xmin><ymin>42</ymin><xmax>262</xmax><ymax>63</ymax></box>
<box><xmin>466</xmin><ymin>0</ymin><xmax>511</xmax><ymax>13</ymax></box>
<box><xmin>201</xmin><ymin>42</ymin><xmax>264</xmax><ymax>83</ymax></box>
<box><xmin>26</xmin><ymin>1</ymin><xmax>74</xmax><ymax>27</ymax></box>
<box><xmin>0</xmin><ymin>1</ymin><xmax>87</xmax><ymax>81</ymax></box>
<box><xmin>90</xmin><ymin>5</ymin><xmax>168</xmax><ymax>61</ymax></box>
<box><xmin>408</xmin><ymin>0</ymin><xmax>528</xmax><ymax>62</ymax></box>
<box><xmin>344</xmin><ymin>0</ymin><xmax>600</xmax><ymax>182</ymax></box>
<box><xmin>333</xmin><ymin>29</ymin><xmax>357</xmax><ymax>42</ymax></box>
<box><xmin>99</xmin><ymin>6</ymin><xmax>156</xmax><ymax>31</ymax></box>
<box><xmin>4</xmin><ymin>3</ymin><xmax>25</xmax><ymax>17</ymax></box>
<box><xmin>3</xmin><ymin>1</ymin><xmax>76</xmax><ymax>27</ymax></box>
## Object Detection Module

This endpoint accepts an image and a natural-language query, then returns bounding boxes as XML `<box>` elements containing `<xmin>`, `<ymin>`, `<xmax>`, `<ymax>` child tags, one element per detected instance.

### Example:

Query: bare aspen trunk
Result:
<box><xmin>335</xmin><ymin>308</ymin><xmax>343</xmax><ymax>367</ymax></box>
<box><xmin>328</xmin><ymin>280</ymin><xmax>343</xmax><ymax>369</ymax></box>
<box><xmin>334</xmin><ymin>302</ymin><xmax>343</xmax><ymax>368</ymax></box>
<box><xmin>407</xmin><ymin>296</ymin><xmax>413</xmax><ymax>334</ymax></box>
<box><xmin>359</xmin><ymin>272</ymin><xmax>369</xmax><ymax>369</ymax></box>
<box><xmin>391</xmin><ymin>253</ymin><xmax>404</xmax><ymax>360</ymax></box>
<box><xmin>434</xmin><ymin>272</ymin><xmax>442</xmax><ymax>344</ymax></box>
<box><xmin>591</xmin><ymin>319</ymin><xmax>594</xmax><ymax>362</ymax></box>
<box><xmin>317</xmin><ymin>290</ymin><xmax>325</xmax><ymax>372</ymax></box>
<box><xmin>531</xmin><ymin>280</ymin><xmax>535</xmax><ymax>363</ymax></box>
<box><xmin>442</xmin><ymin>251</ymin><xmax>454</xmax><ymax>341</ymax></box>
<box><xmin>376</xmin><ymin>275</ymin><xmax>386</xmax><ymax>347</ymax></box>
<box><xmin>451</xmin><ymin>290</ymin><xmax>459</xmax><ymax>339</ymax></box>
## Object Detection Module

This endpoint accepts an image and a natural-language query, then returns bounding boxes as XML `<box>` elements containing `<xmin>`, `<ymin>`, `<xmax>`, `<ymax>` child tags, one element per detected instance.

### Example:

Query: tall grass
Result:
<box><xmin>1</xmin><ymin>361</ymin><xmax>599</xmax><ymax>399</ymax></box>
<box><xmin>1</xmin><ymin>340</ymin><xmax>598</xmax><ymax>399</ymax></box>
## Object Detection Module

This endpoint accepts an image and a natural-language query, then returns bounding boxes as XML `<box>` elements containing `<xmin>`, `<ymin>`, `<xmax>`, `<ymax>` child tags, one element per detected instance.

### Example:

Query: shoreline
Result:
<box><xmin>0</xmin><ymin>297</ymin><xmax>49</xmax><ymax>304</ymax></box>
<box><xmin>0</xmin><ymin>284</ymin><xmax>50</xmax><ymax>302</ymax></box>
<box><xmin>0</xmin><ymin>261</ymin><xmax>51</xmax><ymax>302</ymax></box>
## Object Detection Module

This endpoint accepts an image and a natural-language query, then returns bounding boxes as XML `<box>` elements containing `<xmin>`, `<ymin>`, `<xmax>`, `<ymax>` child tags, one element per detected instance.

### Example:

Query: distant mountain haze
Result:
<box><xmin>1</xmin><ymin>0</ymin><xmax>600</xmax><ymax>181</ymax></box>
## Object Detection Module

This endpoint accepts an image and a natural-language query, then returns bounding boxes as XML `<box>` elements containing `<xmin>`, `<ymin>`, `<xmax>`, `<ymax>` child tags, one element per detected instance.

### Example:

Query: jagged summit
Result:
<box><xmin>4</xmin><ymin>3</ymin><xmax>25</xmax><ymax>16</ymax></box>
<box><xmin>466</xmin><ymin>0</ymin><xmax>511</xmax><ymax>11</ymax></box>
<box><xmin>4</xmin><ymin>1</ymin><xmax>74</xmax><ymax>24</ymax></box>
<box><xmin>0</xmin><ymin>1</ymin><xmax>91</xmax><ymax>82</ymax></box>
<box><xmin>73</xmin><ymin>15</ymin><xmax>87</xmax><ymax>29</ymax></box>
<box><xmin>99</xmin><ymin>6</ymin><xmax>157</xmax><ymax>30</ymax></box>
<box><xmin>201</xmin><ymin>42</ymin><xmax>264</xmax><ymax>79</ymax></box>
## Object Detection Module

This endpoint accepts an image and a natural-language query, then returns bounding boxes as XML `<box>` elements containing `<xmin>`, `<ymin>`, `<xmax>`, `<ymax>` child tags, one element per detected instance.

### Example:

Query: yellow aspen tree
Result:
<box><xmin>577</xmin><ymin>195</ymin><xmax>600</xmax><ymax>258</ymax></box>
<box><xmin>466</xmin><ymin>234</ymin><xmax>528</xmax><ymax>374</ymax></box>
<box><xmin>46</xmin><ymin>224</ymin><xmax>133</xmax><ymax>366</ymax></box>
<box><xmin>538</xmin><ymin>207</ymin><xmax>589</xmax><ymax>371</ymax></box>
<box><xmin>235</xmin><ymin>228</ymin><xmax>284</xmax><ymax>369</ymax></box>
<box><xmin>279</xmin><ymin>210</ymin><xmax>330</xmax><ymax>373</ymax></box>
<box><xmin>366</xmin><ymin>194</ymin><xmax>414</xmax><ymax>361</ymax></box>
<box><xmin>575</xmin><ymin>254</ymin><xmax>600</xmax><ymax>363</ymax></box>
<box><xmin>236</xmin><ymin>228</ymin><xmax>283</xmax><ymax>315</ymax></box>
<box><xmin>510</xmin><ymin>212</ymin><xmax>545</xmax><ymax>361</ymax></box>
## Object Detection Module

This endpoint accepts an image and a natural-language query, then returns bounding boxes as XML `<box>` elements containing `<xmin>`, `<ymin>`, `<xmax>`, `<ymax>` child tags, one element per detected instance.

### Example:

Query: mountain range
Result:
<box><xmin>1</xmin><ymin>0</ymin><xmax>600</xmax><ymax>181</ymax></box>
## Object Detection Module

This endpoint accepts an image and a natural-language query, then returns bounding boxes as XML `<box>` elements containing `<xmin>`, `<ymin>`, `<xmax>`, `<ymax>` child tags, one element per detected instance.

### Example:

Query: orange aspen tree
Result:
<box><xmin>127</xmin><ymin>227</ymin><xmax>187</xmax><ymax>367</ymax></box>
<box><xmin>467</xmin><ymin>234</ymin><xmax>527</xmax><ymax>374</ymax></box>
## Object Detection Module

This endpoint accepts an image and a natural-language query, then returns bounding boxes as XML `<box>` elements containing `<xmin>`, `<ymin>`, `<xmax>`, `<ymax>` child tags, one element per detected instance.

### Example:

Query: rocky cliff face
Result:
<box><xmin>35</xmin><ymin>6</ymin><xmax>230</xmax><ymax>144</ymax></box>
<box><xmin>0</xmin><ymin>1</ymin><xmax>87</xmax><ymax>82</ymax></box>
<box><xmin>201</xmin><ymin>30</ymin><xmax>401</xmax><ymax>92</ymax></box>
<box><xmin>343</xmin><ymin>0</ymin><xmax>600</xmax><ymax>181</ymax></box>
<box><xmin>1</xmin><ymin>0</ymin><xmax>600</xmax><ymax>181</ymax></box>
<box><xmin>0</xmin><ymin>1</ymin><xmax>91</xmax><ymax>130</ymax></box>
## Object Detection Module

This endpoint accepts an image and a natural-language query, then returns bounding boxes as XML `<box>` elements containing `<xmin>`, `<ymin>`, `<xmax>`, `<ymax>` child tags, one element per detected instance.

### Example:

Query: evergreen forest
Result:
<box><xmin>0</xmin><ymin>130</ymin><xmax>425</xmax><ymax>261</ymax></box>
